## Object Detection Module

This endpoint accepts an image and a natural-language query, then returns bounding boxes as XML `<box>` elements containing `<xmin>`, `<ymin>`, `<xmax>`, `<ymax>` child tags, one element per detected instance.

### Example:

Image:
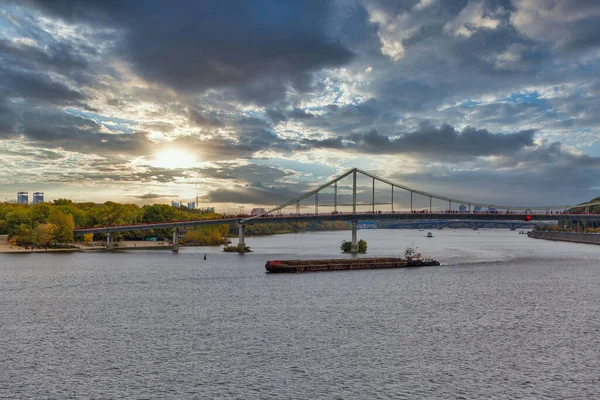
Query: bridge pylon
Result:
<box><xmin>238</xmin><ymin>224</ymin><xmax>245</xmax><ymax>248</ymax></box>
<box><xmin>172</xmin><ymin>228</ymin><xmax>179</xmax><ymax>253</ymax></box>
<box><xmin>351</xmin><ymin>220</ymin><xmax>358</xmax><ymax>253</ymax></box>
<box><xmin>106</xmin><ymin>232</ymin><xmax>114</xmax><ymax>250</ymax></box>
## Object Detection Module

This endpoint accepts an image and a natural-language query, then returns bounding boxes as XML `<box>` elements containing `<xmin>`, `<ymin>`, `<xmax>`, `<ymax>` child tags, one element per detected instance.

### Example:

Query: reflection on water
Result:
<box><xmin>1</xmin><ymin>230</ymin><xmax>600</xmax><ymax>398</ymax></box>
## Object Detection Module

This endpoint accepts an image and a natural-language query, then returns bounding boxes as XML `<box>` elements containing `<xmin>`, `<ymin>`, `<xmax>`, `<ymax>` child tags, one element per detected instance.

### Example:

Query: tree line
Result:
<box><xmin>0</xmin><ymin>200</ymin><xmax>350</xmax><ymax>247</ymax></box>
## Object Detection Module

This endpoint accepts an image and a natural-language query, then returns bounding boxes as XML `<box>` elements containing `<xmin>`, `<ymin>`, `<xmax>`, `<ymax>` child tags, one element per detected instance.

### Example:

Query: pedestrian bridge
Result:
<box><xmin>73</xmin><ymin>168</ymin><xmax>600</xmax><ymax>252</ymax></box>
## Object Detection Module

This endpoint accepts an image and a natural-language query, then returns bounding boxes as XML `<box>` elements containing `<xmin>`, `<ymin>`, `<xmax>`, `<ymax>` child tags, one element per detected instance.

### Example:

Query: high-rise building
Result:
<box><xmin>17</xmin><ymin>192</ymin><xmax>28</xmax><ymax>204</ymax></box>
<box><xmin>32</xmin><ymin>192</ymin><xmax>44</xmax><ymax>204</ymax></box>
<box><xmin>171</xmin><ymin>200</ymin><xmax>180</xmax><ymax>208</ymax></box>
<box><xmin>187</xmin><ymin>202</ymin><xmax>198</xmax><ymax>209</ymax></box>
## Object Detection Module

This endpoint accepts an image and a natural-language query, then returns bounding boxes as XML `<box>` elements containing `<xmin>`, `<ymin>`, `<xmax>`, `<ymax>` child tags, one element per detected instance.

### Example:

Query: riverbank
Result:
<box><xmin>528</xmin><ymin>230</ymin><xmax>600</xmax><ymax>245</ymax></box>
<box><xmin>0</xmin><ymin>235</ymin><xmax>174</xmax><ymax>253</ymax></box>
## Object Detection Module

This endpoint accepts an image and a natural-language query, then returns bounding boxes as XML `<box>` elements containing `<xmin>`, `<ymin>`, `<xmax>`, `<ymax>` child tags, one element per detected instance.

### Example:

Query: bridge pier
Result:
<box><xmin>106</xmin><ymin>232</ymin><xmax>114</xmax><ymax>250</ymax></box>
<box><xmin>238</xmin><ymin>224</ymin><xmax>245</xmax><ymax>248</ymax></box>
<box><xmin>351</xmin><ymin>220</ymin><xmax>358</xmax><ymax>253</ymax></box>
<box><xmin>172</xmin><ymin>228</ymin><xmax>179</xmax><ymax>253</ymax></box>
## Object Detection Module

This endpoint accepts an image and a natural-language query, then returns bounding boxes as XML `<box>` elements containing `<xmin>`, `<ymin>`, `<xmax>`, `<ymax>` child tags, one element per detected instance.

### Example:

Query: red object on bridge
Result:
<box><xmin>525</xmin><ymin>214</ymin><xmax>532</xmax><ymax>221</ymax></box>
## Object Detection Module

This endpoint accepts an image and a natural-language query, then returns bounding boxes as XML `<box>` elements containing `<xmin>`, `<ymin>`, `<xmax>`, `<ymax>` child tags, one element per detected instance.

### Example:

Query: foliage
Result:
<box><xmin>340</xmin><ymin>239</ymin><xmax>367</xmax><ymax>253</ymax></box>
<box><xmin>0</xmin><ymin>198</ymin><xmax>351</xmax><ymax>248</ymax></box>
<box><xmin>181</xmin><ymin>225</ymin><xmax>229</xmax><ymax>246</ymax></box>
<box><xmin>228</xmin><ymin>221</ymin><xmax>349</xmax><ymax>236</ymax></box>
<box><xmin>223</xmin><ymin>243</ymin><xmax>252</xmax><ymax>253</ymax></box>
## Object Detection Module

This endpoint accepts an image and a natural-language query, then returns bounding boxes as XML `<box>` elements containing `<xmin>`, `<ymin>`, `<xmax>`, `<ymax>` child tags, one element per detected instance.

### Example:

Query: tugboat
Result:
<box><xmin>426</xmin><ymin>231</ymin><xmax>433</xmax><ymax>238</ymax></box>
<box><xmin>404</xmin><ymin>247</ymin><xmax>440</xmax><ymax>267</ymax></box>
<box><xmin>405</xmin><ymin>247</ymin><xmax>424</xmax><ymax>262</ymax></box>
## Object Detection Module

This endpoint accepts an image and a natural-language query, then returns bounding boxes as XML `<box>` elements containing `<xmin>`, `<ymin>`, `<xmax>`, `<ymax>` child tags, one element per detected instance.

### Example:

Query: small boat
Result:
<box><xmin>426</xmin><ymin>232</ymin><xmax>433</xmax><ymax>238</ymax></box>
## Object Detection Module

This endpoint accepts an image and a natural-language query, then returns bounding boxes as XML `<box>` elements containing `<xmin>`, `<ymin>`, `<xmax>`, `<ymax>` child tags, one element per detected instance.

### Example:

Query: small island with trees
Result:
<box><xmin>340</xmin><ymin>239</ymin><xmax>368</xmax><ymax>253</ymax></box>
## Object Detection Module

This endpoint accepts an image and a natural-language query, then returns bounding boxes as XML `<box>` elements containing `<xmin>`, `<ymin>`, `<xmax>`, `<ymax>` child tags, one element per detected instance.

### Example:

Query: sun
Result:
<box><xmin>151</xmin><ymin>149</ymin><xmax>197</xmax><ymax>169</ymax></box>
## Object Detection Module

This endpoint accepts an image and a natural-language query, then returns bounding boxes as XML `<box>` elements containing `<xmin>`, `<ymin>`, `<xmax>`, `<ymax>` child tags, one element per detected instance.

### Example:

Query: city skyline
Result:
<box><xmin>1</xmin><ymin>1</ymin><xmax>600</xmax><ymax>211</ymax></box>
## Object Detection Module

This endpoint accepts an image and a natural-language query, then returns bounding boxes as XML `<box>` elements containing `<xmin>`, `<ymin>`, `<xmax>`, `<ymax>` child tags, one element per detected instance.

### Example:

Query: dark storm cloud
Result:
<box><xmin>21</xmin><ymin>0</ymin><xmax>354</xmax><ymax>103</ymax></box>
<box><xmin>200</xmin><ymin>164</ymin><xmax>294</xmax><ymax>187</ymax></box>
<box><xmin>17</xmin><ymin>109</ymin><xmax>153</xmax><ymax>156</ymax></box>
<box><xmin>0</xmin><ymin>98</ymin><xmax>17</xmax><ymax>137</ymax></box>
<box><xmin>0</xmin><ymin>39</ymin><xmax>89</xmax><ymax>75</ymax></box>
<box><xmin>0</xmin><ymin>65</ymin><xmax>85</xmax><ymax>104</ymax></box>
<box><xmin>187</xmin><ymin>108</ymin><xmax>223</xmax><ymax>128</ymax></box>
<box><xmin>203</xmin><ymin>182</ymin><xmax>300</xmax><ymax>205</ymax></box>
<box><xmin>131</xmin><ymin>193</ymin><xmax>177</xmax><ymax>200</ymax></box>
<box><xmin>300</xmin><ymin>123</ymin><xmax>535</xmax><ymax>158</ymax></box>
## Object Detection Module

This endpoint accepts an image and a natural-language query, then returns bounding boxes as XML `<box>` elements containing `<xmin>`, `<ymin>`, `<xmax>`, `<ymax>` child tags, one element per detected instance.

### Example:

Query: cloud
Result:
<box><xmin>511</xmin><ymin>0</ymin><xmax>600</xmax><ymax>53</ymax></box>
<box><xmin>20</xmin><ymin>0</ymin><xmax>354</xmax><ymax>104</ymax></box>
<box><xmin>203</xmin><ymin>182</ymin><xmax>300</xmax><ymax>206</ymax></box>
<box><xmin>443</xmin><ymin>1</ymin><xmax>503</xmax><ymax>38</ymax></box>
<box><xmin>300</xmin><ymin>123</ymin><xmax>535</xmax><ymax>159</ymax></box>
<box><xmin>131</xmin><ymin>193</ymin><xmax>177</xmax><ymax>200</ymax></box>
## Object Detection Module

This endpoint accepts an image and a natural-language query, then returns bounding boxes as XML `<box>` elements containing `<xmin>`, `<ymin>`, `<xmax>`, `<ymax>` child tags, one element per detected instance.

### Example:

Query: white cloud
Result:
<box><xmin>510</xmin><ymin>0</ymin><xmax>600</xmax><ymax>50</ymax></box>
<box><xmin>443</xmin><ymin>1</ymin><xmax>503</xmax><ymax>38</ymax></box>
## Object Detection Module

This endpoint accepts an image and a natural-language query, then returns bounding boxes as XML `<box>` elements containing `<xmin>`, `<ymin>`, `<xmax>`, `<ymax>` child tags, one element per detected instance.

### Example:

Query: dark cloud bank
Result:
<box><xmin>21</xmin><ymin>0</ymin><xmax>354</xmax><ymax>104</ymax></box>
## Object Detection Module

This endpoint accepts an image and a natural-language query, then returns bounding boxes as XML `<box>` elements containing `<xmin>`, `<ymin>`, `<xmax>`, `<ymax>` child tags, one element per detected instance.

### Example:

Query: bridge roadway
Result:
<box><xmin>72</xmin><ymin>211</ymin><xmax>573</xmax><ymax>235</ymax></box>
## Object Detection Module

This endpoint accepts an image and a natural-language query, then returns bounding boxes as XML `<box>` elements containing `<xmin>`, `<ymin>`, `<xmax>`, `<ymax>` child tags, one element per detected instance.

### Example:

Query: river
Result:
<box><xmin>1</xmin><ymin>229</ymin><xmax>600</xmax><ymax>399</ymax></box>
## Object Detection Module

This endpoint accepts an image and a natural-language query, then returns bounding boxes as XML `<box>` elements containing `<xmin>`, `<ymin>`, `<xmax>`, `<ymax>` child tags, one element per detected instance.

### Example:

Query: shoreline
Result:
<box><xmin>0</xmin><ymin>239</ymin><xmax>176</xmax><ymax>254</ymax></box>
<box><xmin>528</xmin><ymin>230</ymin><xmax>600</xmax><ymax>245</ymax></box>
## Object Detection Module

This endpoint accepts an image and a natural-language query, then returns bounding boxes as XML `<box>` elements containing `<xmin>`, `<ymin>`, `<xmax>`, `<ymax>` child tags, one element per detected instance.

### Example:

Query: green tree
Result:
<box><xmin>5</xmin><ymin>208</ymin><xmax>32</xmax><ymax>236</ymax></box>
<box><xmin>49</xmin><ymin>209</ymin><xmax>74</xmax><ymax>244</ymax></box>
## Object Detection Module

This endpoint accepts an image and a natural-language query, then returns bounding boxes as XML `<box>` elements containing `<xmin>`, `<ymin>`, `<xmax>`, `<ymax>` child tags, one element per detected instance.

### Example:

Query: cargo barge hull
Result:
<box><xmin>265</xmin><ymin>257</ymin><xmax>440</xmax><ymax>273</ymax></box>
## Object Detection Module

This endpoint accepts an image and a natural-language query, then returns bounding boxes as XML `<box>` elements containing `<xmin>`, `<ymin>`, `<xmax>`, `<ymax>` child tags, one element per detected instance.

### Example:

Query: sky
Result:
<box><xmin>1</xmin><ymin>0</ymin><xmax>600</xmax><ymax>212</ymax></box>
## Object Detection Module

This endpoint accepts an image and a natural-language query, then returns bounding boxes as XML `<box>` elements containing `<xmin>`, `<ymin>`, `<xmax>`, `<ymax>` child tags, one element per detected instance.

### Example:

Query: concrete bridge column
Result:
<box><xmin>351</xmin><ymin>220</ymin><xmax>358</xmax><ymax>253</ymax></box>
<box><xmin>238</xmin><ymin>224</ymin><xmax>245</xmax><ymax>248</ymax></box>
<box><xmin>106</xmin><ymin>232</ymin><xmax>114</xmax><ymax>250</ymax></box>
<box><xmin>172</xmin><ymin>228</ymin><xmax>179</xmax><ymax>253</ymax></box>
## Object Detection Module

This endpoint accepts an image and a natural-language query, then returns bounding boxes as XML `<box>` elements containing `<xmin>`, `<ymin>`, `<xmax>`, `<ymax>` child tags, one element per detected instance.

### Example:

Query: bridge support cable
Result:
<box><xmin>239</xmin><ymin>167</ymin><xmax>598</xmax><ymax>225</ymax></box>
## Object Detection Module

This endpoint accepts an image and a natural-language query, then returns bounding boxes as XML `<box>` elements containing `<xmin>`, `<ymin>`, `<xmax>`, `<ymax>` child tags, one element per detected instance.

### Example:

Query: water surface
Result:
<box><xmin>1</xmin><ymin>230</ymin><xmax>599</xmax><ymax>398</ymax></box>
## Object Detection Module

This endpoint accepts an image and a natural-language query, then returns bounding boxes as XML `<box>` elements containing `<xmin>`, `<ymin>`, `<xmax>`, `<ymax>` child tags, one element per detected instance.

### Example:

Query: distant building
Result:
<box><xmin>32</xmin><ymin>192</ymin><xmax>44</xmax><ymax>204</ymax></box>
<box><xmin>206</xmin><ymin>207</ymin><xmax>215</xmax><ymax>213</ymax></box>
<box><xmin>487</xmin><ymin>207</ymin><xmax>497</xmax><ymax>212</ymax></box>
<box><xmin>171</xmin><ymin>200</ymin><xmax>180</xmax><ymax>208</ymax></box>
<box><xmin>459</xmin><ymin>204</ymin><xmax>467</xmax><ymax>212</ymax></box>
<box><xmin>187</xmin><ymin>202</ymin><xmax>198</xmax><ymax>209</ymax></box>
<box><xmin>250</xmin><ymin>208</ymin><xmax>266</xmax><ymax>216</ymax></box>
<box><xmin>17</xmin><ymin>192</ymin><xmax>28</xmax><ymax>204</ymax></box>
<box><xmin>473</xmin><ymin>206</ymin><xmax>482</xmax><ymax>213</ymax></box>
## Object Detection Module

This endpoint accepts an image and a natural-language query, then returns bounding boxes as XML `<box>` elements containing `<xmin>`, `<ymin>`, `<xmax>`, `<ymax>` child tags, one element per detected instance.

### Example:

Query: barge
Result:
<box><xmin>266</xmin><ymin>248</ymin><xmax>440</xmax><ymax>273</ymax></box>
